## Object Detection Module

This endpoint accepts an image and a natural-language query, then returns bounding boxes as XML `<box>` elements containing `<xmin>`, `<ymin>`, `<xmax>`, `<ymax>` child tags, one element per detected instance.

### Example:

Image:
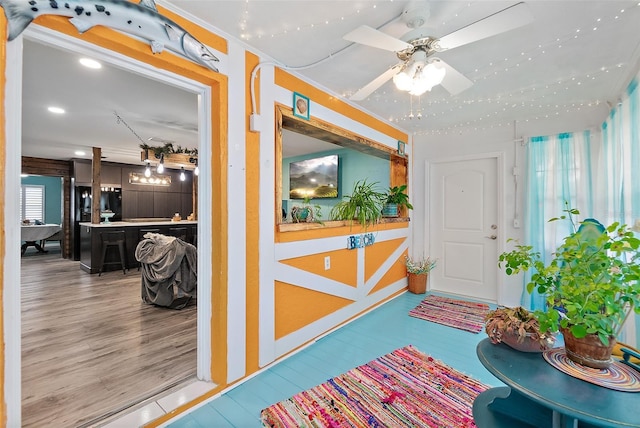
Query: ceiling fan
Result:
<box><xmin>344</xmin><ymin>2</ymin><xmax>534</xmax><ymax>100</ymax></box>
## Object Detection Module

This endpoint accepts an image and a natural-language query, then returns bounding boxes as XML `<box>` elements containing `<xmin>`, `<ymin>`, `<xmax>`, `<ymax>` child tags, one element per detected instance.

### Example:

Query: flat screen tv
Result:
<box><xmin>289</xmin><ymin>154</ymin><xmax>339</xmax><ymax>199</ymax></box>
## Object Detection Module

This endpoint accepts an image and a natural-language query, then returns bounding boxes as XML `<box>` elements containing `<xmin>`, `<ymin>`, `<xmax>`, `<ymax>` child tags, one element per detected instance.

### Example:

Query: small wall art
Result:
<box><xmin>398</xmin><ymin>141</ymin><xmax>406</xmax><ymax>156</ymax></box>
<box><xmin>293</xmin><ymin>92</ymin><xmax>310</xmax><ymax>120</ymax></box>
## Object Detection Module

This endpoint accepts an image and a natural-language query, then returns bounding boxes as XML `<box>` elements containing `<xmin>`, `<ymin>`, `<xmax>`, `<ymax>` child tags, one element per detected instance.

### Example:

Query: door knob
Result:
<box><xmin>485</xmin><ymin>235</ymin><xmax>497</xmax><ymax>240</ymax></box>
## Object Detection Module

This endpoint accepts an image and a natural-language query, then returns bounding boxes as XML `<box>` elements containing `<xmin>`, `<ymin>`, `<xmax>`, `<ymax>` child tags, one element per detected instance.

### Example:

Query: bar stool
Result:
<box><xmin>98</xmin><ymin>230</ymin><xmax>127</xmax><ymax>276</ymax></box>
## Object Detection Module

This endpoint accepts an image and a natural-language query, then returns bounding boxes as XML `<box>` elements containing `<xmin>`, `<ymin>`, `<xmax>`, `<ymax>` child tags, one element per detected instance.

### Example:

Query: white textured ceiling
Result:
<box><xmin>20</xmin><ymin>1</ymin><xmax>640</xmax><ymax>166</ymax></box>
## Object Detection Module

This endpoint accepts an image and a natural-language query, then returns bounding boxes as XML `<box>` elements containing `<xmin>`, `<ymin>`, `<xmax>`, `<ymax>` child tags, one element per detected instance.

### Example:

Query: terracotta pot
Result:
<box><xmin>407</xmin><ymin>273</ymin><xmax>427</xmax><ymax>294</ymax></box>
<box><xmin>561</xmin><ymin>326</ymin><xmax>615</xmax><ymax>369</ymax></box>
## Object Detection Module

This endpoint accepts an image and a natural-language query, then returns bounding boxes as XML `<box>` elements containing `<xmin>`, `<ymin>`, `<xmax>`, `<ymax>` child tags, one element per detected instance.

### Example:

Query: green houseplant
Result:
<box><xmin>382</xmin><ymin>184</ymin><xmax>413</xmax><ymax>217</ymax></box>
<box><xmin>291</xmin><ymin>196</ymin><xmax>323</xmax><ymax>224</ymax></box>
<box><xmin>405</xmin><ymin>255</ymin><xmax>437</xmax><ymax>294</ymax></box>
<box><xmin>330</xmin><ymin>179</ymin><xmax>386</xmax><ymax>229</ymax></box>
<box><xmin>498</xmin><ymin>205</ymin><xmax>640</xmax><ymax>367</ymax></box>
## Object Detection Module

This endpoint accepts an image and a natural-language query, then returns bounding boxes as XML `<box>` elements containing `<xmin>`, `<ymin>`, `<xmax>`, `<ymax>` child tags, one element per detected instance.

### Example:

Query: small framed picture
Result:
<box><xmin>293</xmin><ymin>92</ymin><xmax>310</xmax><ymax>120</ymax></box>
<box><xmin>397</xmin><ymin>141</ymin><xmax>406</xmax><ymax>156</ymax></box>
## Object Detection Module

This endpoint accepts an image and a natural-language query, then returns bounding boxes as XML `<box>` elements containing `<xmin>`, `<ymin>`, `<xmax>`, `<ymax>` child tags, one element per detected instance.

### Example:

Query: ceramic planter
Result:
<box><xmin>561</xmin><ymin>327</ymin><xmax>616</xmax><ymax>369</ymax></box>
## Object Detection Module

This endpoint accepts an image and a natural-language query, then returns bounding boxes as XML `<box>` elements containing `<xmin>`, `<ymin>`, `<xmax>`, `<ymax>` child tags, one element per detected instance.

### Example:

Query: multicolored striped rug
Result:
<box><xmin>409</xmin><ymin>295</ymin><xmax>490</xmax><ymax>333</ymax></box>
<box><xmin>261</xmin><ymin>345</ymin><xmax>488</xmax><ymax>427</ymax></box>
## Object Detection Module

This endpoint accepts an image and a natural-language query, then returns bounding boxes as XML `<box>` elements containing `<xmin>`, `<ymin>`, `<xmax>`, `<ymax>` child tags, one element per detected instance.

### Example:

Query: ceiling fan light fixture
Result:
<box><xmin>393</xmin><ymin>68</ymin><xmax>413</xmax><ymax>91</ymax></box>
<box><xmin>395</xmin><ymin>58</ymin><xmax>446</xmax><ymax>96</ymax></box>
<box><xmin>412</xmin><ymin>62</ymin><xmax>446</xmax><ymax>95</ymax></box>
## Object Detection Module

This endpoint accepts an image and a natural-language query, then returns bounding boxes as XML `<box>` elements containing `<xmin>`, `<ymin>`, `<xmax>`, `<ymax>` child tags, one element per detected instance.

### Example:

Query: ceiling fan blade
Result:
<box><xmin>350</xmin><ymin>65</ymin><xmax>402</xmax><ymax>101</ymax></box>
<box><xmin>434</xmin><ymin>59</ymin><xmax>473</xmax><ymax>95</ymax></box>
<box><xmin>437</xmin><ymin>2</ymin><xmax>533</xmax><ymax>51</ymax></box>
<box><xmin>344</xmin><ymin>25</ymin><xmax>412</xmax><ymax>52</ymax></box>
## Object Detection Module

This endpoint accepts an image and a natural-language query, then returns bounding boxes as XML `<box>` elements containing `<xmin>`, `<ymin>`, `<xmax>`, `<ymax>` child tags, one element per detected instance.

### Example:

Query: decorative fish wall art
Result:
<box><xmin>0</xmin><ymin>0</ymin><xmax>219</xmax><ymax>72</ymax></box>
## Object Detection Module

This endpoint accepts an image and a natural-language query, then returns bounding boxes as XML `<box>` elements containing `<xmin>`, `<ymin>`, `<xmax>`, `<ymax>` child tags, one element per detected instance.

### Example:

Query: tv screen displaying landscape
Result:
<box><xmin>289</xmin><ymin>154</ymin><xmax>339</xmax><ymax>199</ymax></box>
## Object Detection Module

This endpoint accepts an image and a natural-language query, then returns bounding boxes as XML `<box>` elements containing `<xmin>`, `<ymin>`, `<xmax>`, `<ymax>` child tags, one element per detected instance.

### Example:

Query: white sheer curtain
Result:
<box><xmin>522</xmin><ymin>75</ymin><xmax>640</xmax><ymax>345</ymax></box>
<box><xmin>522</xmin><ymin>131</ymin><xmax>599</xmax><ymax>310</ymax></box>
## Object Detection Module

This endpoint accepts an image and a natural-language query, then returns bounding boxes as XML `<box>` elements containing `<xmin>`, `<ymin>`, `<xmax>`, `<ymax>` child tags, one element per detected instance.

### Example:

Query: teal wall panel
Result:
<box><xmin>21</xmin><ymin>175</ymin><xmax>62</xmax><ymax>224</ymax></box>
<box><xmin>283</xmin><ymin>148</ymin><xmax>389</xmax><ymax>221</ymax></box>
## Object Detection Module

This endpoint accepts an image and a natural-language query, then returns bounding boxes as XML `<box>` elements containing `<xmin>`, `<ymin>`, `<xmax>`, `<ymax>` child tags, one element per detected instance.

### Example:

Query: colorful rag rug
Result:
<box><xmin>261</xmin><ymin>345</ymin><xmax>488</xmax><ymax>427</ymax></box>
<box><xmin>543</xmin><ymin>348</ymin><xmax>640</xmax><ymax>392</ymax></box>
<box><xmin>408</xmin><ymin>295</ymin><xmax>490</xmax><ymax>333</ymax></box>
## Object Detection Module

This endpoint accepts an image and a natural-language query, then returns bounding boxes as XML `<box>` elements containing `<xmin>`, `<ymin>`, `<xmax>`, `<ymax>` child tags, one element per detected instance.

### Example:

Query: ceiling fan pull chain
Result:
<box><xmin>409</xmin><ymin>95</ymin><xmax>414</xmax><ymax>120</ymax></box>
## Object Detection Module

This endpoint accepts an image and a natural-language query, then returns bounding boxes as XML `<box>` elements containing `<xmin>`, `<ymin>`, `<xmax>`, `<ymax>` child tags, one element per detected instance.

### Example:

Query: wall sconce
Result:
<box><xmin>129</xmin><ymin>172</ymin><xmax>171</xmax><ymax>186</ymax></box>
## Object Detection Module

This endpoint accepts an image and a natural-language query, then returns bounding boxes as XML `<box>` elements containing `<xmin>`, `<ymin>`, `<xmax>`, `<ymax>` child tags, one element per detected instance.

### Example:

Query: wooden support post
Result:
<box><xmin>192</xmin><ymin>173</ymin><xmax>198</xmax><ymax>220</ymax></box>
<box><xmin>91</xmin><ymin>147</ymin><xmax>101</xmax><ymax>224</ymax></box>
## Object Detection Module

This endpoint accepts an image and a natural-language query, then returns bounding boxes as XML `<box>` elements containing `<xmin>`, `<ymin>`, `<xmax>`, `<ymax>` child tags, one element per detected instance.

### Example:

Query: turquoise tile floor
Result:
<box><xmin>167</xmin><ymin>292</ymin><xmax>501</xmax><ymax>427</ymax></box>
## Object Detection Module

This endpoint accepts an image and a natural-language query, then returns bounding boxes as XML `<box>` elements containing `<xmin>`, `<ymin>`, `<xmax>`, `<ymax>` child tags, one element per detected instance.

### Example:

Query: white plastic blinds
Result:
<box><xmin>21</xmin><ymin>185</ymin><xmax>45</xmax><ymax>222</ymax></box>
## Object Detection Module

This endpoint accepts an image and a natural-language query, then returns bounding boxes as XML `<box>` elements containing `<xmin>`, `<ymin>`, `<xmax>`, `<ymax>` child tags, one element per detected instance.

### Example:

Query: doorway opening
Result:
<box><xmin>10</xmin><ymin>27</ymin><xmax>214</xmax><ymax>427</ymax></box>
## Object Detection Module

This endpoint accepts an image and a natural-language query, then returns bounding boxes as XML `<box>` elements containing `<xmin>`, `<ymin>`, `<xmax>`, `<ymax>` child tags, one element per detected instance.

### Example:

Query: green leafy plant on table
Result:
<box><xmin>498</xmin><ymin>205</ymin><xmax>640</xmax><ymax>350</ymax></box>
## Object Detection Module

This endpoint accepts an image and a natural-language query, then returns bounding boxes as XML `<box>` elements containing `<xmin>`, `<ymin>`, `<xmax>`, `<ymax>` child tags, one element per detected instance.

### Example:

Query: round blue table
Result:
<box><xmin>474</xmin><ymin>338</ymin><xmax>640</xmax><ymax>428</ymax></box>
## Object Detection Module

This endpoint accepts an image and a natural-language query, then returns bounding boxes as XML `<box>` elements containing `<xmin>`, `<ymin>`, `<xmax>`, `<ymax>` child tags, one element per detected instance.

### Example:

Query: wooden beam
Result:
<box><xmin>22</xmin><ymin>156</ymin><xmax>71</xmax><ymax>176</ymax></box>
<box><xmin>140</xmin><ymin>150</ymin><xmax>196</xmax><ymax>169</ymax></box>
<box><xmin>192</xmin><ymin>173</ymin><xmax>198</xmax><ymax>220</ymax></box>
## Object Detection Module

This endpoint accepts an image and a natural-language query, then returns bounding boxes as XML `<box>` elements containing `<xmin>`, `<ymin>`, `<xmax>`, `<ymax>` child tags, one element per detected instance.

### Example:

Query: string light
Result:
<box><xmin>238</xmin><ymin>1</ymin><xmax>405</xmax><ymax>41</ymax></box>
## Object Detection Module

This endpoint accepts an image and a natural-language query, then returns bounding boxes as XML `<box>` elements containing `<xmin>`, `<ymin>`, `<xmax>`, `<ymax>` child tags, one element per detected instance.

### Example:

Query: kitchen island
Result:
<box><xmin>79</xmin><ymin>220</ymin><xmax>197</xmax><ymax>274</ymax></box>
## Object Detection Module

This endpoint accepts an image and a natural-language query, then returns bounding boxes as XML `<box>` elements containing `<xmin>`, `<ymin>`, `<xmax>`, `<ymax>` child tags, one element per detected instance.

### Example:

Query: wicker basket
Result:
<box><xmin>407</xmin><ymin>273</ymin><xmax>428</xmax><ymax>294</ymax></box>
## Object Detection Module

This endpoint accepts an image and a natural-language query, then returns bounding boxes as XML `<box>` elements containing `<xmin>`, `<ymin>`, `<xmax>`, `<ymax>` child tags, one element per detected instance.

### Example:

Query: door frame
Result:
<box><xmin>4</xmin><ymin>26</ymin><xmax>214</xmax><ymax>425</ymax></box>
<box><xmin>425</xmin><ymin>152</ymin><xmax>506</xmax><ymax>303</ymax></box>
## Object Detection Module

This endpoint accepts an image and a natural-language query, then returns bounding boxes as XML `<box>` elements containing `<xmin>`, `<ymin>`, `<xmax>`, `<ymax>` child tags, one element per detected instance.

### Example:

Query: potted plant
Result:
<box><xmin>382</xmin><ymin>184</ymin><xmax>413</xmax><ymax>218</ymax></box>
<box><xmin>291</xmin><ymin>196</ymin><xmax>323</xmax><ymax>223</ymax></box>
<box><xmin>485</xmin><ymin>306</ymin><xmax>555</xmax><ymax>352</ymax></box>
<box><xmin>498</xmin><ymin>205</ymin><xmax>640</xmax><ymax>368</ymax></box>
<box><xmin>405</xmin><ymin>255</ymin><xmax>437</xmax><ymax>294</ymax></box>
<box><xmin>330</xmin><ymin>179</ymin><xmax>386</xmax><ymax>229</ymax></box>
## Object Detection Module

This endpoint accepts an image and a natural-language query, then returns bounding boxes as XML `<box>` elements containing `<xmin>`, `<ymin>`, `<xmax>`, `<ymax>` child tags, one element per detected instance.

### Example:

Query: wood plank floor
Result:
<box><xmin>21</xmin><ymin>245</ymin><xmax>197</xmax><ymax>427</ymax></box>
<box><xmin>168</xmin><ymin>292</ymin><xmax>502</xmax><ymax>427</ymax></box>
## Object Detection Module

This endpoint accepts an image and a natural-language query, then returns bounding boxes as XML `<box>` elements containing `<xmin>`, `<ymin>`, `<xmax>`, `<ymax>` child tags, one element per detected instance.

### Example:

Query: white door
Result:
<box><xmin>429</xmin><ymin>157</ymin><xmax>499</xmax><ymax>302</ymax></box>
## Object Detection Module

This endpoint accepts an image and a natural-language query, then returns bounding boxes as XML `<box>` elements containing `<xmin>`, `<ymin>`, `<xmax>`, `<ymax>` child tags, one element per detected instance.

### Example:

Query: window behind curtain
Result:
<box><xmin>20</xmin><ymin>185</ymin><xmax>45</xmax><ymax>222</ymax></box>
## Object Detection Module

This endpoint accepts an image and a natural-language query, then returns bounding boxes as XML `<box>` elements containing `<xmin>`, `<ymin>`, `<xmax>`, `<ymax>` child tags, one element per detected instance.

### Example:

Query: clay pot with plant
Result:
<box><xmin>485</xmin><ymin>306</ymin><xmax>555</xmax><ymax>352</ymax></box>
<box><xmin>404</xmin><ymin>255</ymin><xmax>437</xmax><ymax>294</ymax></box>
